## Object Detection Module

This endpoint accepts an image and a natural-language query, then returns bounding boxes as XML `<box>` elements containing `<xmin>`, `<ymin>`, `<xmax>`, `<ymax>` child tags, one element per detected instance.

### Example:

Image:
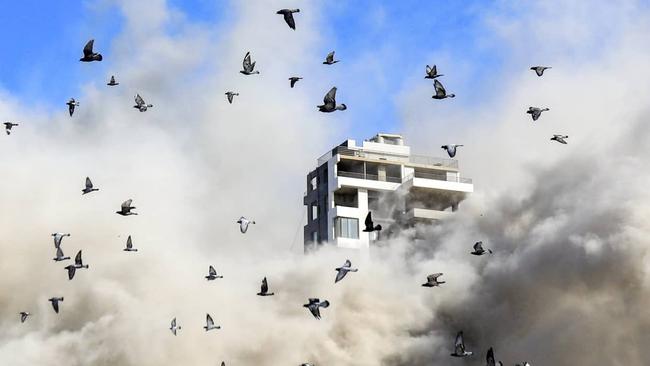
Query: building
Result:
<box><xmin>303</xmin><ymin>133</ymin><xmax>473</xmax><ymax>251</ymax></box>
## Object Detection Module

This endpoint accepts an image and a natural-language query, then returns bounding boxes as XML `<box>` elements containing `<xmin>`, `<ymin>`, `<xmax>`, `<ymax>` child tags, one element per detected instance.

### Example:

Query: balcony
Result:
<box><xmin>317</xmin><ymin>146</ymin><xmax>458</xmax><ymax>170</ymax></box>
<box><xmin>337</xmin><ymin>170</ymin><xmax>402</xmax><ymax>183</ymax></box>
<box><xmin>412</xmin><ymin>171</ymin><xmax>472</xmax><ymax>184</ymax></box>
<box><xmin>405</xmin><ymin>207</ymin><xmax>454</xmax><ymax>221</ymax></box>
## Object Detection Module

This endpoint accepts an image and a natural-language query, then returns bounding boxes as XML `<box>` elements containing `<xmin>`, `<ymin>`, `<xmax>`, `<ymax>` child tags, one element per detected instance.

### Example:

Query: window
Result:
<box><xmin>310</xmin><ymin>177</ymin><xmax>317</xmax><ymax>191</ymax></box>
<box><xmin>311</xmin><ymin>231</ymin><xmax>318</xmax><ymax>243</ymax></box>
<box><xmin>335</xmin><ymin>217</ymin><xmax>359</xmax><ymax>239</ymax></box>
<box><xmin>312</xmin><ymin>204</ymin><xmax>318</xmax><ymax>220</ymax></box>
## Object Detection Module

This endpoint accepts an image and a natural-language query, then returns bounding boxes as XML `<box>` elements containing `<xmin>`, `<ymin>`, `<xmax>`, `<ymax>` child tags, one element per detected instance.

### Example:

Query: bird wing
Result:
<box><xmin>126</xmin><ymin>235</ymin><xmax>132</xmax><ymax>248</ymax></box>
<box><xmin>135</xmin><ymin>94</ymin><xmax>144</xmax><ymax>106</ymax></box>
<box><xmin>75</xmin><ymin>250</ymin><xmax>83</xmax><ymax>265</ymax></box>
<box><xmin>110</xmin><ymin>76</ymin><xmax>115</xmax><ymax>83</ymax></box>
<box><xmin>310</xmin><ymin>306</ymin><xmax>320</xmax><ymax>318</ymax></box>
<box><xmin>261</xmin><ymin>277</ymin><xmax>268</xmax><ymax>293</ymax></box>
<box><xmin>85</xmin><ymin>177</ymin><xmax>93</xmax><ymax>189</ymax></box>
<box><xmin>52</xmin><ymin>299</ymin><xmax>60</xmax><ymax>313</ymax></box>
<box><xmin>242</xmin><ymin>52</ymin><xmax>252</xmax><ymax>70</ymax></box>
<box><xmin>455</xmin><ymin>332</ymin><xmax>465</xmax><ymax>353</ymax></box>
<box><xmin>308</xmin><ymin>298</ymin><xmax>319</xmax><ymax>304</ymax></box>
<box><xmin>83</xmin><ymin>39</ymin><xmax>94</xmax><ymax>56</ymax></box>
<box><xmin>326</xmin><ymin>51</ymin><xmax>334</xmax><ymax>62</ymax></box>
<box><xmin>323</xmin><ymin>87</ymin><xmax>337</xmax><ymax>105</ymax></box>
<box><xmin>428</xmin><ymin>273</ymin><xmax>443</xmax><ymax>281</ymax></box>
<box><xmin>365</xmin><ymin>211</ymin><xmax>373</xmax><ymax>228</ymax></box>
<box><xmin>206</xmin><ymin>314</ymin><xmax>214</xmax><ymax>327</ymax></box>
<box><xmin>21</xmin><ymin>313</ymin><xmax>28</xmax><ymax>322</ymax></box>
<box><xmin>171</xmin><ymin>318</ymin><xmax>176</xmax><ymax>327</ymax></box>
<box><xmin>209</xmin><ymin>265</ymin><xmax>216</xmax><ymax>276</ymax></box>
<box><xmin>487</xmin><ymin>347</ymin><xmax>496</xmax><ymax>366</ymax></box>
<box><xmin>240</xmin><ymin>221</ymin><xmax>249</xmax><ymax>233</ymax></box>
<box><xmin>283</xmin><ymin>12</ymin><xmax>296</xmax><ymax>29</ymax></box>
<box><xmin>434</xmin><ymin>79</ymin><xmax>446</xmax><ymax>95</ymax></box>
<box><xmin>335</xmin><ymin>269</ymin><xmax>347</xmax><ymax>283</ymax></box>
<box><xmin>473</xmin><ymin>241</ymin><xmax>483</xmax><ymax>251</ymax></box>
<box><xmin>56</xmin><ymin>246</ymin><xmax>64</xmax><ymax>258</ymax></box>
<box><xmin>67</xmin><ymin>265</ymin><xmax>76</xmax><ymax>280</ymax></box>
<box><xmin>122</xmin><ymin>199</ymin><xmax>132</xmax><ymax>209</ymax></box>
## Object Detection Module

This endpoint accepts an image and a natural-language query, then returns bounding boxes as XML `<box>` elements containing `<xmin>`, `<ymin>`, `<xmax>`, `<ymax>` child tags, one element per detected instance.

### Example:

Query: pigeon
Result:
<box><xmin>432</xmin><ymin>79</ymin><xmax>455</xmax><ymax>99</ymax></box>
<box><xmin>289</xmin><ymin>76</ymin><xmax>303</xmax><ymax>88</ymax></box>
<box><xmin>526</xmin><ymin>107</ymin><xmax>549</xmax><ymax>121</ymax></box>
<box><xmin>107</xmin><ymin>75</ymin><xmax>119</xmax><ymax>86</ymax></box>
<box><xmin>276</xmin><ymin>9</ymin><xmax>300</xmax><ymax>30</ymax></box>
<box><xmin>323</xmin><ymin>51</ymin><xmax>339</xmax><ymax>65</ymax></box>
<box><xmin>486</xmin><ymin>347</ymin><xmax>502</xmax><ymax>366</ymax></box>
<box><xmin>240</xmin><ymin>52</ymin><xmax>260</xmax><ymax>75</ymax></box>
<box><xmin>79</xmin><ymin>39</ymin><xmax>102</xmax><ymax>62</ymax></box>
<box><xmin>133</xmin><ymin>94</ymin><xmax>153</xmax><ymax>112</ymax></box>
<box><xmin>530</xmin><ymin>66</ymin><xmax>551</xmax><ymax>77</ymax></box>
<box><xmin>441</xmin><ymin>144</ymin><xmax>463</xmax><ymax>158</ymax></box>
<box><xmin>471</xmin><ymin>241</ymin><xmax>492</xmax><ymax>255</ymax></box>
<box><xmin>422</xmin><ymin>273</ymin><xmax>445</xmax><ymax>287</ymax></box>
<box><xmin>237</xmin><ymin>217</ymin><xmax>255</xmax><ymax>233</ymax></box>
<box><xmin>225</xmin><ymin>91</ymin><xmax>239</xmax><ymax>104</ymax></box>
<box><xmin>66</xmin><ymin>98</ymin><xmax>80</xmax><ymax>116</ymax></box>
<box><xmin>123</xmin><ymin>235</ymin><xmax>138</xmax><ymax>252</ymax></box>
<box><xmin>82</xmin><ymin>177</ymin><xmax>99</xmax><ymax>195</ymax></box>
<box><xmin>19</xmin><ymin>312</ymin><xmax>30</xmax><ymax>323</ymax></box>
<box><xmin>74</xmin><ymin>250</ymin><xmax>89</xmax><ymax>270</ymax></box>
<box><xmin>550</xmin><ymin>134</ymin><xmax>568</xmax><ymax>144</ymax></box>
<box><xmin>205</xmin><ymin>265</ymin><xmax>223</xmax><ymax>280</ymax></box>
<box><xmin>450</xmin><ymin>331</ymin><xmax>473</xmax><ymax>357</ymax></box>
<box><xmin>425</xmin><ymin>65</ymin><xmax>443</xmax><ymax>79</ymax></box>
<box><xmin>48</xmin><ymin>297</ymin><xmax>64</xmax><ymax>314</ymax></box>
<box><xmin>334</xmin><ymin>259</ymin><xmax>358</xmax><ymax>283</ymax></box>
<box><xmin>170</xmin><ymin>317</ymin><xmax>181</xmax><ymax>336</ymax></box>
<box><xmin>317</xmin><ymin>87</ymin><xmax>347</xmax><ymax>112</ymax></box>
<box><xmin>204</xmin><ymin>313</ymin><xmax>221</xmax><ymax>331</ymax></box>
<box><xmin>64</xmin><ymin>265</ymin><xmax>76</xmax><ymax>280</ymax></box>
<box><xmin>52</xmin><ymin>233</ymin><xmax>71</xmax><ymax>248</ymax></box>
<box><xmin>363</xmin><ymin>212</ymin><xmax>382</xmax><ymax>232</ymax></box>
<box><xmin>4</xmin><ymin>122</ymin><xmax>18</xmax><ymax>135</ymax></box>
<box><xmin>300</xmin><ymin>364</ymin><xmax>314</xmax><ymax>366</ymax></box>
<box><xmin>116</xmin><ymin>199</ymin><xmax>137</xmax><ymax>216</ymax></box>
<box><xmin>303</xmin><ymin>298</ymin><xmax>330</xmax><ymax>319</ymax></box>
<box><xmin>53</xmin><ymin>246</ymin><xmax>71</xmax><ymax>262</ymax></box>
<box><xmin>257</xmin><ymin>277</ymin><xmax>275</xmax><ymax>296</ymax></box>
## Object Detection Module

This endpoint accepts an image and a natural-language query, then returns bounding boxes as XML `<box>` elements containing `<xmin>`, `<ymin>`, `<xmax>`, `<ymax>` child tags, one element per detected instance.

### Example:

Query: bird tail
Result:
<box><xmin>488</xmin><ymin>249</ymin><xmax>493</xmax><ymax>254</ymax></box>
<box><xmin>95</xmin><ymin>54</ymin><xmax>103</xmax><ymax>61</ymax></box>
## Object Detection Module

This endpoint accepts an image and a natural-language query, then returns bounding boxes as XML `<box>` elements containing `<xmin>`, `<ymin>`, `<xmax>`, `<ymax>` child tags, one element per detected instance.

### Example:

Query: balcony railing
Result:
<box><xmin>409</xmin><ymin>154</ymin><xmax>458</xmax><ymax>169</ymax></box>
<box><xmin>317</xmin><ymin>146</ymin><xmax>458</xmax><ymax>170</ymax></box>
<box><xmin>409</xmin><ymin>172</ymin><xmax>472</xmax><ymax>184</ymax></box>
<box><xmin>337</xmin><ymin>170</ymin><xmax>401</xmax><ymax>183</ymax></box>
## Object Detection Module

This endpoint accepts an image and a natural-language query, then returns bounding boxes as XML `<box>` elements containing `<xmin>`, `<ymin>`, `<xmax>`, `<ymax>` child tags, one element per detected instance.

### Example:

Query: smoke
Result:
<box><xmin>2</xmin><ymin>1</ymin><xmax>650</xmax><ymax>366</ymax></box>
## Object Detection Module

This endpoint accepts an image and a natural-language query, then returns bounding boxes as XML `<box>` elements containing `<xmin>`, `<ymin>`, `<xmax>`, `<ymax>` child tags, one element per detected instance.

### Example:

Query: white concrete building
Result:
<box><xmin>303</xmin><ymin>133</ymin><xmax>473</xmax><ymax>251</ymax></box>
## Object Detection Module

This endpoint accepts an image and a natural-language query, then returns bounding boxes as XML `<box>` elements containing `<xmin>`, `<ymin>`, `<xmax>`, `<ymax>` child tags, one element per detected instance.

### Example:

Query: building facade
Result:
<box><xmin>303</xmin><ymin>133</ymin><xmax>473</xmax><ymax>251</ymax></box>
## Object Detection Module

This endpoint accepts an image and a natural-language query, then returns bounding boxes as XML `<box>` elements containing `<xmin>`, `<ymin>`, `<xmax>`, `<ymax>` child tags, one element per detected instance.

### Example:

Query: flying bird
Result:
<box><xmin>116</xmin><ymin>199</ymin><xmax>137</xmax><ymax>216</ymax></box>
<box><xmin>4</xmin><ymin>122</ymin><xmax>18</xmax><ymax>135</ymax></box>
<box><xmin>276</xmin><ymin>9</ymin><xmax>300</xmax><ymax>30</ymax></box>
<box><xmin>133</xmin><ymin>94</ymin><xmax>153</xmax><ymax>112</ymax></box>
<box><xmin>323</xmin><ymin>51</ymin><xmax>339</xmax><ymax>65</ymax></box>
<box><xmin>441</xmin><ymin>144</ymin><xmax>463</xmax><ymax>158</ymax></box>
<box><xmin>66</xmin><ymin>98</ymin><xmax>80</xmax><ymax>116</ymax></box>
<box><xmin>240</xmin><ymin>52</ymin><xmax>260</xmax><ymax>75</ymax></box>
<box><xmin>64</xmin><ymin>265</ymin><xmax>76</xmax><ymax>280</ymax></box>
<box><xmin>471</xmin><ymin>241</ymin><xmax>492</xmax><ymax>255</ymax></box>
<box><xmin>432</xmin><ymin>79</ymin><xmax>455</xmax><ymax>99</ymax></box>
<box><xmin>317</xmin><ymin>87</ymin><xmax>347</xmax><ymax>112</ymax></box>
<box><xmin>107</xmin><ymin>75</ymin><xmax>119</xmax><ymax>86</ymax></box>
<box><xmin>422</xmin><ymin>273</ymin><xmax>445</xmax><ymax>287</ymax></box>
<box><xmin>20</xmin><ymin>312</ymin><xmax>30</xmax><ymax>323</ymax></box>
<box><xmin>363</xmin><ymin>212</ymin><xmax>382</xmax><ymax>232</ymax></box>
<box><xmin>526</xmin><ymin>107</ymin><xmax>549</xmax><ymax>121</ymax></box>
<box><xmin>334</xmin><ymin>259</ymin><xmax>358</xmax><ymax>283</ymax></box>
<box><xmin>123</xmin><ymin>235</ymin><xmax>138</xmax><ymax>252</ymax></box>
<box><xmin>205</xmin><ymin>265</ymin><xmax>223</xmax><ymax>280</ymax></box>
<box><xmin>450</xmin><ymin>331</ymin><xmax>473</xmax><ymax>357</ymax></box>
<box><xmin>53</xmin><ymin>246</ymin><xmax>71</xmax><ymax>262</ymax></box>
<box><xmin>48</xmin><ymin>297</ymin><xmax>64</xmax><ymax>314</ymax></box>
<box><xmin>204</xmin><ymin>313</ymin><xmax>221</xmax><ymax>331</ymax></box>
<box><xmin>79</xmin><ymin>39</ymin><xmax>102</xmax><ymax>62</ymax></box>
<box><xmin>74</xmin><ymin>250</ymin><xmax>89</xmax><ymax>270</ymax></box>
<box><xmin>303</xmin><ymin>298</ymin><xmax>330</xmax><ymax>319</ymax></box>
<box><xmin>486</xmin><ymin>347</ymin><xmax>503</xmax><ymax>366</ymax></box>
<box><xmin>237</xmin><ymin>216</ymin><xmax>255</xmax><ymax>233</ymax></box>
<box><xmin>257</xmin><ymin>277</ymin><xmax>275</xmax><ymax>296</ymax></box>
<box><xmin>551</xmin><ymin>134</ymin><xmax>569</xmax><ymax>144</ymax></box>
<box><xmin>530</xmin><ymin>66</ymin><xmax>551</xmax><ymax>77</ymax></box>
<box><xmin>82</xmin><ymin>177</ymin><xmax>99</xmax><ymax>195</ymax></box>
<box><xmin>425</xmin><ymin>65</ymin><xmax>443</xmax><ymax>79</ymax></box>
<box><xmin>225</xmin><ymin>91</ymin><xmax>239</xmax><ymax>104</ymax></box>
<box><xmin>52</xmin><ymin>233</ymin><xmax>71</xmax><ymax>248</ymax></box>
<box><xmin>170</xmin><ymin>317</ymin><xmax>181</xmax><ymax>336</ymax></box>
<box><xmin>289</xmin><ymin>76</ymin><xmax>303</xmax><ymax>88</ymax></box>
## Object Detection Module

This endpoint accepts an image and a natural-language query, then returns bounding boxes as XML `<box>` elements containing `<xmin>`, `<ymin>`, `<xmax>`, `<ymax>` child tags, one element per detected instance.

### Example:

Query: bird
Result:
<box><xmin>240</xmin><ymin>52</ymin><xmax>260</xmax><ymax>75</ymax></box>
<box><xmin>471</xmin><ymin>241</ymin><xmax>492</xmax><ymax>255</ymax></box>
<box><xmin>52</xmin><ymin>233</ymin><xmax>71</xmax><ymax>248</ymax></box>
<box><xmin>74</xmin><ymin>250</ymin><xmax>89</xmax><ymax>270</ymax></box>
<box><xmin>133</xmin><ymin>94</ymin><xmax>153</xmax><ymax>112</ymax></box>
<box><xmin>300</xmin><ymin>364</ymin><xmax>314</xmax><ymax>366</ymax></box>
<box><xmin>334</xmin><ymin>259</ymin><xmax>358</xmax><ymax>283</ymax></box>
<box><xmin>64</xmin><ymin>265</ymin><xmax>76</xmax><ymax>280</ymax></box>
<box><xmin>79</xmin><ymin>39</ymin><xmax>102</xmax><ymax>62</ymax></box>
<box><xmin>441</xmin><ymin>144</ymin><xmax>463</xmax><ymax>158</ymax></box>
<box><xmin>19</xmin><ymin>312</ymin><xmax>30</xmax><ymax>323</ymax></box>
<box><xmin>432</xmin><ymin>79</ymin><xmax>455</xmax><ymax>99</ymax></box>
<box><xmin>82</xmin><ymin>177</ymin><xmax>99</xmax><ymax>195</ymax></box>
<box><xmin>205</xmin><ymin>265</ymin><xmax>223</xmax><ymax>280</ymax></box>
<box><xmin>237</xmin><ymin>216</ymin><xmax>255</xmax><ymax>233</ymax></box>
<box><xmin>123</xmin><ymin>235</ymin><xmax>138</xmax><ymax>252</ymax></box>
<box><xmin>225</xmin><ymin>91</ymin><xmax>239</xmax><ymax>104</ymax></box>
<box><xmin>53</xmin><ymin>246</ymin><xmax>71</xmax><ymax>262</ymax></box>
<box><xmin>425</xmin><ymin>65</ymin><xmax>443</xmax><ymax>79</ymax></box>
<box><xmin>289</xmin><ymin>76</ymin><xmax>303</xmax><ymax>88</ymax></box>
<box><xmin>48</xmin><ymin>297</ymin><xmax>64</xmax><ymax>314</ymax></box>
<box><xmin>66</xmin><ymin>98</ymin><xmax>80</xmax><ymax>116</ymax></box>
<box><xmin>107</xmin><ymin>75</ymin><xmax>119</xmax><ymax>86</ymax></box>
<box><xmin>551</xmin><ymin>134</ymin><xmax>569</xmax><ymax>144</ymax></box>
<box><xmin>526</xmin><ymin>107</ymin><xmax>549</xmax><ymax>121</ymax></box>
<box><xmin>170</xmin><ymin>317</ymin><xmax>181</xmax><ymax>336</ymax></box>
<box><xmin>450</xmin><ymin>331</ymin><xmax>473</xmax><ymax>357</ymax></box>
<box><xmin>116</xmin><ymin>199</ymin><xmax>137</xmax><ymax>216</ymax></box>
<box><xmin>257</xmin><ymin>277</ymin><xmax>275</xmax><ymax>296</ymax></box>
<box><xmin>276</xmin><ymin>9</ymin><xmax>300</xmax><ymax>30</ymax></box>
<box><xmin>530</xmin><ymin>66</ymin><xmax>551</xmax><ymax>77</ymax></box>
<box><xmin>4</xmin><ymin>122</ymin><xmax>18</xmax><ymax>135</ymax></box>
<box><xmin>516</xmin><ymin>362</ymin><xmax>531</xmax><ymax>366</ymax></box>
<box><xmin>363</xmin><ymin>212</ymin><xmax>382</xmax><ymax>232</ymax></box>
<box><xmin>422</xmin><ymin>273</ymin><xmax>445</xmax><ymax>287</ymax></box>
<box><xmin>317</xmin><ymin>87</ymin><xmax>347</xmax><ymax>112</ymax></box>
<box><xmin>204</xmin><ymin>313</ymin><xmax>221</xmax><ymax>331</ymax></box>
<box><xmin>486</xmin><ymin>347</ymin><xmax>503</xmax><ymax>366</ymax></box>
<box><xmin>323</xmin><ymin>51</ymin><xmax>339</xmax><ymax>65</ymax></box>
<box><xmin>303</xmin><ymin>298</ymin><xmax>330</xmax><ymax>319</ymax></box>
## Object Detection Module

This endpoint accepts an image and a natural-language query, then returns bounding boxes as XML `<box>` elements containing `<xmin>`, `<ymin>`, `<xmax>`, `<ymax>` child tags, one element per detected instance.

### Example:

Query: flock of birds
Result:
<box><xmin>5</xmin><ymin>8</ymin><xmax>540</xmax><ymax>366</ymax></box>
